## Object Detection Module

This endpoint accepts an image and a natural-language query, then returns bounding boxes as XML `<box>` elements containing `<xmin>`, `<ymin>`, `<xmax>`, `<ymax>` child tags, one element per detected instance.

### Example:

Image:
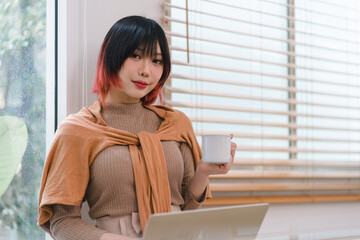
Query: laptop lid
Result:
<box><xmin>143</xmin><ymin>203</ymin><xmax>269</xmax><ymax>240</ymax></box>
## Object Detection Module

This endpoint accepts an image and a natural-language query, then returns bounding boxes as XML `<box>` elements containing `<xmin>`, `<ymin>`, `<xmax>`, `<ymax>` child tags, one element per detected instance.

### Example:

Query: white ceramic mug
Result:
<box><xmin>201</xmin><ymin>134</ymin><xmax>231</xmax><ymax>163</ymax></box>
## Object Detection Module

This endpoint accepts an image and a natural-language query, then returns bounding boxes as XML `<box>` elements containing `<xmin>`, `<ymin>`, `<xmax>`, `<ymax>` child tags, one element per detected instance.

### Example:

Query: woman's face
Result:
<box><xmin>107</xmin><ymin>42</ymin><xmax>164</xmax><ymax>104</ymax></box>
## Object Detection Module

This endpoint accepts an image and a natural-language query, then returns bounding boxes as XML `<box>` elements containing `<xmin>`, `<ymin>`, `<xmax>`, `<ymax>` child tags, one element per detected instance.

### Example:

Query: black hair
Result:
<box><xmin>93</xmin><ymin>15</ymin><xmax>171</xmax><ymax>105</ymax></box>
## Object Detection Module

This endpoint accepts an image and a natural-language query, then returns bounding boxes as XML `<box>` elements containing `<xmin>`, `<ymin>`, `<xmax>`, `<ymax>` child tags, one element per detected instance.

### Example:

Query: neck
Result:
<box><xmin>105</xmin><ymin>95</ymin><xmax>140</xmax><ymax>105</ymax></box>
<box><xmin>106</xmin><ymin>86</ymin><xmax>140</xmax><ymax>104</ymax></box>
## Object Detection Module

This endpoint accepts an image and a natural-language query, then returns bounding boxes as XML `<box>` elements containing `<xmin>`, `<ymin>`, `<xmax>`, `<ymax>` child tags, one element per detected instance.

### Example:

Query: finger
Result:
<box><xmin>223</xmin><ymin>162</ymin><xmax>231</xmax><ymax>169</ymax></box>
<box><xmin>208</xmin><ymin>163</ymin><xmax>231</xmax><ymax>174</ymax></box>
<box><xmin>230</xmin><ymin>134</ymin><xmax>234</xmax><ymax>139</ymax></box>
<box><xmin>230</xmin><ymin>142</ymin><xmax>237</xmax><ymax>164</ymax></box>
<box><xmin>220</xmin><ymin>163</ymin><xmax>231</xmax><ymax>173</ymax></box>
<box><xmin>231</xmin><ymin>143</ymin><xmax>237</xmax><ymax>151</ymax></box>
<box><xmin>231</xmin><ymin>142</ymin><xmax>237</xmax><ymax>154</ymax></box>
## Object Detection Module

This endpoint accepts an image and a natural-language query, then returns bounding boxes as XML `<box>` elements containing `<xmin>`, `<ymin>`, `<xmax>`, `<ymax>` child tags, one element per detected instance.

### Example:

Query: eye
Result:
<box><xmin>153</xmin><ymin>59</ymin><xmax>163</xmax><ymax>64</ymax></box>
<box><xmin>132</xmin><ymin>53</ymin><xmax>141</xmax><ymax>59</ymax></box>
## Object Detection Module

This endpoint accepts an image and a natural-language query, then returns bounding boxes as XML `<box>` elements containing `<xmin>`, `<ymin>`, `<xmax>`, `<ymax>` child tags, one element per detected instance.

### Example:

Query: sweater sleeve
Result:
<box><xmin>50</xmin><ymin>204</ymin><xmax>106</xmax><ymax>240</ymax></box>
<box><xmin>180</xmin><ymin>142</ymin><xmax>207</xmax><ymax>210</ymax></box>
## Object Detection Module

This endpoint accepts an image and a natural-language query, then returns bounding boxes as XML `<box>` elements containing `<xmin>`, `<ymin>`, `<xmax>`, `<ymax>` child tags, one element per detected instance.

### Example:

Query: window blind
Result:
<box><xmin>162</xmin><ymin>0</ymin><xmax>360</xmax><ymax>205</ymax></box>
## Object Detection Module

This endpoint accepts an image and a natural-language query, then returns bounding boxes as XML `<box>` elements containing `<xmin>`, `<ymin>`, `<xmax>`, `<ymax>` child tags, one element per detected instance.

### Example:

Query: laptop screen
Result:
<box><xmin>143</xmin><ymin>203</ymin><xmax>269</xmax><ymax>240</ymax></box>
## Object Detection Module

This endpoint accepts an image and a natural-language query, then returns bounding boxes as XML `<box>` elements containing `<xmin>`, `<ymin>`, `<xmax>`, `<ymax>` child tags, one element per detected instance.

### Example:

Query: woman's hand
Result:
<box><xmin>197</xmin><ymin>134</ymin><xmax>237</xmax><ymax>176</ymax></box>
<box><xmin>189</xmin><ymin>134</ymin><xmax>237</xmax><ymax>201</ymax></box>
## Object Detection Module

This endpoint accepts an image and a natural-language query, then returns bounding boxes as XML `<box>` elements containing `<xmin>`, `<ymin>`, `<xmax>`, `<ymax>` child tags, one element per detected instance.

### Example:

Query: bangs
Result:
<box><xmin>137</xmin><ymin>32</ymin><xmax>161</xmax><ymax>58</ymax></box>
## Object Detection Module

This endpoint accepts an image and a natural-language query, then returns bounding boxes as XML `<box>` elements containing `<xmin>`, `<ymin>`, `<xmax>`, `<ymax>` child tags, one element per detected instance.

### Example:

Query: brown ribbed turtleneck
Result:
<box><xmin>49</xmin><ymin>103</ymin><xmax>203</xmax><ymax>240</ymax></box>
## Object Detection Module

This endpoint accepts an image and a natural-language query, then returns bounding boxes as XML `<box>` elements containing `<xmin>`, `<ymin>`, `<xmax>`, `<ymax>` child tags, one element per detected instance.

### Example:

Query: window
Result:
<box><xmin>163</xmin><ymin>0</ymin><xmax>360</xmax><ymax>204</ymax></box>
<box><xmin>0</xmin><ymin>0</ymin><xmax>49</xmax><ymax>239</ymax></box>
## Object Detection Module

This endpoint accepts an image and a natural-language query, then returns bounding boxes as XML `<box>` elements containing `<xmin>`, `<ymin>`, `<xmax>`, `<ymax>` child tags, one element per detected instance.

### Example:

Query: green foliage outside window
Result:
<box><xmin>0</xmin><ymin>0</ymin><xmax>46</xmax><ymax>239</ymax></box>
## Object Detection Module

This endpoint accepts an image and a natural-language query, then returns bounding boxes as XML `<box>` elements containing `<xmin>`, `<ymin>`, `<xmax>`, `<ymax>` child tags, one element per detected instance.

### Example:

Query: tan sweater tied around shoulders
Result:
<box><xmin>38</xmin><ymin>100</ymin><xmax>211</xmax><ymax>238</ymax></box>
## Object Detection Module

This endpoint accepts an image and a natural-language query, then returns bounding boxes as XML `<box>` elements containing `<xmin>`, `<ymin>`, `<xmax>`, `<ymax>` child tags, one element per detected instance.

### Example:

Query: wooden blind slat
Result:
<box><xmin>210</xmin><ymin>183</ymin><xmax>360</xmax><ymax>192</ymax></box>
<box><xmin>235</xmin><ymin>146</ymin><xmax>360</xmax><ymax>154</ymax></box>
<box><xmin>233</xmin><ymin>159</ymin><xmax>360</xmax><ymax>167</ymax></box>
<box><xmin>209</xmin><ymin>170</ymin><xmax>360</xmax><ymax>179</ymax></box>
<box><xmin>195</xmin><ymin>130</ymin><xmax>360</xmax><ymax>143</ymax></box>
<box><xmin>203</xmin><ymin>195</ymin><xmax>360</xmax><ymax>206</ymax></box>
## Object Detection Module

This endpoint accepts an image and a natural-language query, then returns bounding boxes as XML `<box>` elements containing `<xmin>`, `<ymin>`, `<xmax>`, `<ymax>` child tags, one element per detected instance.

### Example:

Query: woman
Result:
<box><xmin>38</xmin><ymin>16</ymin><xmax>236</xmax><ymax>240</ymax></box>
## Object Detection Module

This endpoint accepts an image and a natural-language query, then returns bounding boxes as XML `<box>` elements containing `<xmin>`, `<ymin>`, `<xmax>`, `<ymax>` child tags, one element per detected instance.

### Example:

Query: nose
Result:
<box><xmin>138</xmin><ymin>59</ymin><xmax>150</xmax><ymax>77</ymax></box>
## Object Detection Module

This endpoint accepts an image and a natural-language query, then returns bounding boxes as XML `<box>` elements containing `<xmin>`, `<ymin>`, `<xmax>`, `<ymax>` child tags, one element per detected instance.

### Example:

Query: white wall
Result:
<box><xmin>57</xmin><ymin>0</ymin><xmax>163</xmax><ymax>123</ymax></box>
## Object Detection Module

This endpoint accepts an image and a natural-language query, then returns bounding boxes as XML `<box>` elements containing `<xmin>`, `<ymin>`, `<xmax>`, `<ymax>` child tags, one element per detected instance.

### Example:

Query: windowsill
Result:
<box><xmin>257</xmin><ymin>202</ymin><xmax>360</xmax><ymax>239</ymax></box>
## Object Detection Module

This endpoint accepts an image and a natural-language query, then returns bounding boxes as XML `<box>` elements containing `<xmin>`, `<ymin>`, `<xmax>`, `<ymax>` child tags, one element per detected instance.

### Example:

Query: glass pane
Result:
<box><xmin>0</xmin><ymin>0</ymin><xmax>46</xmax><ymax>239</ymax></box>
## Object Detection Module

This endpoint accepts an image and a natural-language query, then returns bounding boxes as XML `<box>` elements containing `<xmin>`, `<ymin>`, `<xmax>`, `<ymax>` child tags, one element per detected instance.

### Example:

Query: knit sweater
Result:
<box><xmin>48</xmin><ymin>102</ymin><xmax>205</xmax><ymax>239</ymax></box>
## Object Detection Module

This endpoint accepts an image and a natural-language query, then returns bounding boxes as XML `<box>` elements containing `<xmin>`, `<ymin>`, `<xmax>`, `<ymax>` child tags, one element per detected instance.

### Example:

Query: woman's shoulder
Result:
<box><xmin>60</xmin><ymin>101</ymin><xmax>104</xmax><ymax>126</ymax></box>
<box><xmin>55</xmin><ymin>104</ymin><xmax>103</xmax><ymax>139</ymax></box>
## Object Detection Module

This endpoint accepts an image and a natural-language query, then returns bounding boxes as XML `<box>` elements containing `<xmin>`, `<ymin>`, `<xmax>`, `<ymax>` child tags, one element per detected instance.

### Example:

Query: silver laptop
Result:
<box><xmin>143</xmin><ymin>203</ymin><xmax>269</xmax><ymax>240</ymax></box>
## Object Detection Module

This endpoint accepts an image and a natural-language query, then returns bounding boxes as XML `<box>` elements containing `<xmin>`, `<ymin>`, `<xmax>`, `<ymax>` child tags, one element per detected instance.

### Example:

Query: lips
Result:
<box><xmin>132</xmin><ymin>81</ymin><xmax>148</xmax><ymax>89</ymax></box>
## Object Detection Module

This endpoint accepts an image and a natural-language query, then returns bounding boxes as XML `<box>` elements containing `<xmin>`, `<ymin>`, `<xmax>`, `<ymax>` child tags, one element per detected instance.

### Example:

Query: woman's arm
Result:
<box><xmin>50</xmin><ymin>204</ymin><xmax>105</xmax><ymax>240</ymax></box>
<box><xmin>51</xmin><ymin>204</ymin><xmax>142</xmax><ymax>240</ymax></box>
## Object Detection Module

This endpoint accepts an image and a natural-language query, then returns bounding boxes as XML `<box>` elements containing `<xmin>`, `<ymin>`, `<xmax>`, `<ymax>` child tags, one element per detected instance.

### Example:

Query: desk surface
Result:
<box><xmin>256</xmin><ymin>228</ymin><xmax>360</xmax><ymax>240</ymax></box>
<box><xmin>254</xmin><ymin>202</ymin><xmax>360</xmax><ymax>240</ymax></box>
